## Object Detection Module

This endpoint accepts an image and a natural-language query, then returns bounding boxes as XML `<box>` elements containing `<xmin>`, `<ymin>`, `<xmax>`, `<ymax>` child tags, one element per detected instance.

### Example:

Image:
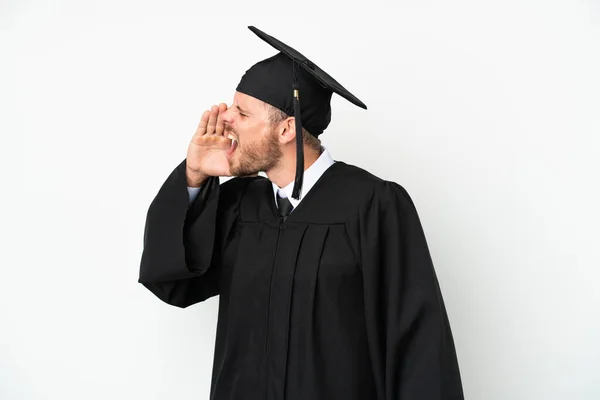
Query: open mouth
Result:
<box><xmin>227</xmin><ymin>133</ymin><xmax>239</xmax><ymax>157</ymax></box>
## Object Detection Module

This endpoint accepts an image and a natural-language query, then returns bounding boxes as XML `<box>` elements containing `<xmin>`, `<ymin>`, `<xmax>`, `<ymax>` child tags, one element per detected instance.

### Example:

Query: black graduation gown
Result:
<box><xmin>138</xmin><ymin>159</ymin><xmax>464</xmax><ymax>400</ymax></box>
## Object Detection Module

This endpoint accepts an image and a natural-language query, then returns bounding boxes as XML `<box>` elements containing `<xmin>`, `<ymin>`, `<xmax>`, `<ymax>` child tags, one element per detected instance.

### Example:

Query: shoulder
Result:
<box><xmin>332</xmin><ymin>161</ymin><xmax>414</xmax><ymax>210</ymax></box>
<box><xmin>329</xmin><ymin>161</ymin><xmax>384</xmax><ymax>189</ymax></box>
<box><xmin>217</xmin><ymin>175</ymin><xmax>269</xmax><ymax>206</ymax></box>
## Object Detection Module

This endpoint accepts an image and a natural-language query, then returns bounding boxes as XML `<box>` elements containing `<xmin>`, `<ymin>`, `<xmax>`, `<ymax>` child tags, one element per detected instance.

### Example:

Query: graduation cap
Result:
<box><xmin>236</xmin><ymin>26</ymin><xmax>367</xmax><ymax>200</ymax></box>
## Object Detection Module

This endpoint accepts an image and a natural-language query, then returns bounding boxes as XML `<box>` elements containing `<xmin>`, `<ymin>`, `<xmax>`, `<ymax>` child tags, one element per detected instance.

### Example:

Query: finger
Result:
<box><xmin>195</xmin><ymin>110</ymin><xmax>210</xmax><ymax>136</ymax></box>
<box><xmin>194</xmin><ymin>133</ymin><xmax>232</xmax><ymax>150</ymax></box>
<box><xmin>207</xmin><ymin>105</ymin><xmax>219</xmax><ymax>135</ymax></box>
<box><xmin>215</xmin><ymin>103</ymin><xmax>227</xmax><ymax>136</ymax></box>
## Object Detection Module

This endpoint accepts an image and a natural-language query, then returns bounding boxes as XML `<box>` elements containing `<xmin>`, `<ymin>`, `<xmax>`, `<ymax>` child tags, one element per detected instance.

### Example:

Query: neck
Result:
<box><xmin>267</xmin><ymin>146</ymin><xmax>322</xmax><ymax>189</ymax></box>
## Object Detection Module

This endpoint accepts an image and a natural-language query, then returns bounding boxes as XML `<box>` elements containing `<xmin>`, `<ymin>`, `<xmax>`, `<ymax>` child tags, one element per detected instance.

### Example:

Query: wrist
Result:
<box><xmin>186</xmin><ymin>167</ymin><xmax>209</xmax><ymax>187</ymax></box>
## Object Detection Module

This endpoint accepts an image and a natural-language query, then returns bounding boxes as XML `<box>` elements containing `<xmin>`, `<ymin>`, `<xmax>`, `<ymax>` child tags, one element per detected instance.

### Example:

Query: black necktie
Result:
<box><xmin>276</xmin><ymin>192</ymin><xmax>294</xmax><ymax>222</ymax></box>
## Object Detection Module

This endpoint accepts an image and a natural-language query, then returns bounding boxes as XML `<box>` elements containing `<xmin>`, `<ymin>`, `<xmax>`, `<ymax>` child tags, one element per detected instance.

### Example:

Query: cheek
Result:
<box><xmin>240</xmin><ymin>121</ymin><xmax>268</xmax><ymax>142</ymax></box>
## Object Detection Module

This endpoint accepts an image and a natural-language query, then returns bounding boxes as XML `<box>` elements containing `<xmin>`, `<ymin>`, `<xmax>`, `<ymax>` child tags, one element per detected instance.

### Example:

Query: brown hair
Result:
<box><xmin>265</xmin><ymin>104</ymin><xmax>322</xmax><ymax>152</ymax></box>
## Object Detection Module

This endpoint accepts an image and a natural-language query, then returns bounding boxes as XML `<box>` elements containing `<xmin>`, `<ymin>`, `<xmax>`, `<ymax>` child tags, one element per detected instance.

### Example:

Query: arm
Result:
<box><xmin>139</xmin><ymin>102</ymin><xmax>238</xmax><ymax>307</ymax></box>
<box><xmin>360</xmin><ymin>181</ymin><xmax>464</xmax><ymax>399</ymax></box>
<box><xmin>137</xmin><ymin>159</ymin><xmax>242</xmax><ymax>308</ymax></box>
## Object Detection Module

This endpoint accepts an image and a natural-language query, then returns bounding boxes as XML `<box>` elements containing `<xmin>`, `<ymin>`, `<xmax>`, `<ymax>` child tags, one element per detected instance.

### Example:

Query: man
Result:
<box><xmin>138</xmin><ymin>26</ymin><xmax>464</xmax><ymax>400</ymax></box>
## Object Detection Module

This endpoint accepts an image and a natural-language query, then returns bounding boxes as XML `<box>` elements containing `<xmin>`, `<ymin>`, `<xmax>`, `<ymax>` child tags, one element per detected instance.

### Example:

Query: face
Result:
<box><xmin>221</xmin><ymin>91</ymin><xmax>283</xmax><ymax>176</ymax></box>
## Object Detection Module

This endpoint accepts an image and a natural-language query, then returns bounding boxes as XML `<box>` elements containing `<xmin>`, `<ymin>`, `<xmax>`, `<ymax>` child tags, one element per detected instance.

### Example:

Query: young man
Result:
<box><xmin>138</xmin><ymin>26</ymin><xmax>464</xmax><ymax>400</ymax></box>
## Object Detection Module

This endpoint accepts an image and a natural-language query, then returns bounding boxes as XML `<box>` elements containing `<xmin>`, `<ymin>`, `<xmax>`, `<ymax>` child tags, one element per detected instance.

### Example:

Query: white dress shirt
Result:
<box><xmin>271</xmin><ymin>147</ymin><xmax>334</xmax><ymax>211</ymax></box>
<box><xmin>187</xmin><ymin>147</ymin><xmax>335</xmax><ymax>212</ymax></box>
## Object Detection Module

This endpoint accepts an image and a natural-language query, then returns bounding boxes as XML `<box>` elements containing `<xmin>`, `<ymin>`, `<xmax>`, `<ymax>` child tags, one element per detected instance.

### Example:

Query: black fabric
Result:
<box><xmin>139</xmin><ymin>159</ymin><xmax>464</xmax><ymax>400</ymax></box>
<box><xmin>235</xmin><ymin>25</ymin><xmax>369</xmax><ymax>137</ymax></box>
<box><xmin>244</xmin><ymin>26</ymin><xmax>367</xmax><ymax>115</ymax></box>
<box><xmin>237</xmin><ymin>52</ymin><xmax>333</xmax><ymax>137</ymax></box>
<box><xmin>276</xmin><ymin>193</ymin><xmax>294</xmax><ymax>222</ymax></box>
<box><xmin>235</xmin><ymin>26</ymin><xmax>369</xmax><ymax>199</ymax></box>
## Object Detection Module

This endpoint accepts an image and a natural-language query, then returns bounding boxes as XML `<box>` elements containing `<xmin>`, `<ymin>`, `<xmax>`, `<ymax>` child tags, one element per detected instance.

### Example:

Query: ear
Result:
<box><xmin>278</xmin><ymin>117</ymin><xmax>297</xmax><ymax>145</ymax></box>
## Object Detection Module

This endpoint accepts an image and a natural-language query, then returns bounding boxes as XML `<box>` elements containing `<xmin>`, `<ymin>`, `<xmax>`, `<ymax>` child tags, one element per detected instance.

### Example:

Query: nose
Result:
<box><xmin>221</xmin><ymin>106</ymin><xmax>234</xmax><ymax>124</ymax></box>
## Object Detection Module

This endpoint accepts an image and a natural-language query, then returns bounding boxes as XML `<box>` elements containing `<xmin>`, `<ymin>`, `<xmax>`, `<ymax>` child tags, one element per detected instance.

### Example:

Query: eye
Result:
<box><xmin>239</xmin><ymin>113</ymin><xmax>247</xmax><ymax>118</ymax></box>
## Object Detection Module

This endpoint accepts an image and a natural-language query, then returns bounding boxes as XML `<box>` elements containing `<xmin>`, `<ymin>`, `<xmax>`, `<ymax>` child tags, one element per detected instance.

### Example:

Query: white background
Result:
<box><xmin>2</xmin><ymin>0</ymin><xmax>599</xmax><ymax>399</ymax></box>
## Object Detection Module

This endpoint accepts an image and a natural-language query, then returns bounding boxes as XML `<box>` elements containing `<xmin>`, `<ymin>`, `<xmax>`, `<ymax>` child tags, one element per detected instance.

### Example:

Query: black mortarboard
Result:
<box><xmin>236</xmin><ymin>26</ymin><xmax>367</xmax><ymax>200</ymax></box>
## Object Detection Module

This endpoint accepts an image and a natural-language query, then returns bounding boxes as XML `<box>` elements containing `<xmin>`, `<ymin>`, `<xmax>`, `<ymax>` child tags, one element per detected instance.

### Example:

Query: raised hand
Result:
<box><xmin>186</xmin><ymin>103</ymin><xmax>232</xmax><ymax>186</ymax></box>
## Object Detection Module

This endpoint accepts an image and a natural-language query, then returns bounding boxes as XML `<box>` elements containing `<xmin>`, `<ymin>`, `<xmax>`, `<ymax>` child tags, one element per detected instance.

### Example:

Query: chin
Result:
<box><xmin>231</xmin><ymin>163</ymin><xmax>260</xmax><ymax>177</ymax></box>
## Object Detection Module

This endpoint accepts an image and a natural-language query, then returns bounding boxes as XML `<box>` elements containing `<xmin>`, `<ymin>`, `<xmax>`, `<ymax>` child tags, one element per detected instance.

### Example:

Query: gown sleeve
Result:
<box><xmin>359</xmin><ymin>181</ymin><xmax>464</xmax><ymax>400</ymax></box>
<box><xmin>137</xmin><ymin>158</ymin><xmax>244</xmax><ymax>308</ymax></box>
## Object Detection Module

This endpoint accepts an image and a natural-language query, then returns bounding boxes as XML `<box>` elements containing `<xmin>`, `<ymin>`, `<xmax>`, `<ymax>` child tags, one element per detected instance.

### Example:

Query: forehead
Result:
<box><xmin>233</xmin><ymin>91</ymin><xmax>266</xmax><ymax>113</ymax></box>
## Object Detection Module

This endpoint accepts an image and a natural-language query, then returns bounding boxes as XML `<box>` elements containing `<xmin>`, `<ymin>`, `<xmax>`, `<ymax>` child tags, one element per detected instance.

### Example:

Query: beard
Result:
<box><xmin>228</xmin><ymin>127</ymin><xmax>283</xmax><ymax>176</ymax></box>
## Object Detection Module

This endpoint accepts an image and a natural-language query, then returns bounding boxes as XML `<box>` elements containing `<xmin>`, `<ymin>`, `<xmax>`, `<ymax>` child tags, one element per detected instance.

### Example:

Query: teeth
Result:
<box><xmin>227</xmin><ymin>134</ymin><xmax>237</xmax><ymax>149</ymax></box>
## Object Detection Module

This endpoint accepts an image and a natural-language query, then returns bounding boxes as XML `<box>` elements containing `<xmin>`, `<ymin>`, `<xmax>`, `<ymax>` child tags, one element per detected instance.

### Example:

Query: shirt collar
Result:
<box><xmin>272</xmin><ymin>146</ymin><xmax>335</xmax><ymax>209</ymax></box>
